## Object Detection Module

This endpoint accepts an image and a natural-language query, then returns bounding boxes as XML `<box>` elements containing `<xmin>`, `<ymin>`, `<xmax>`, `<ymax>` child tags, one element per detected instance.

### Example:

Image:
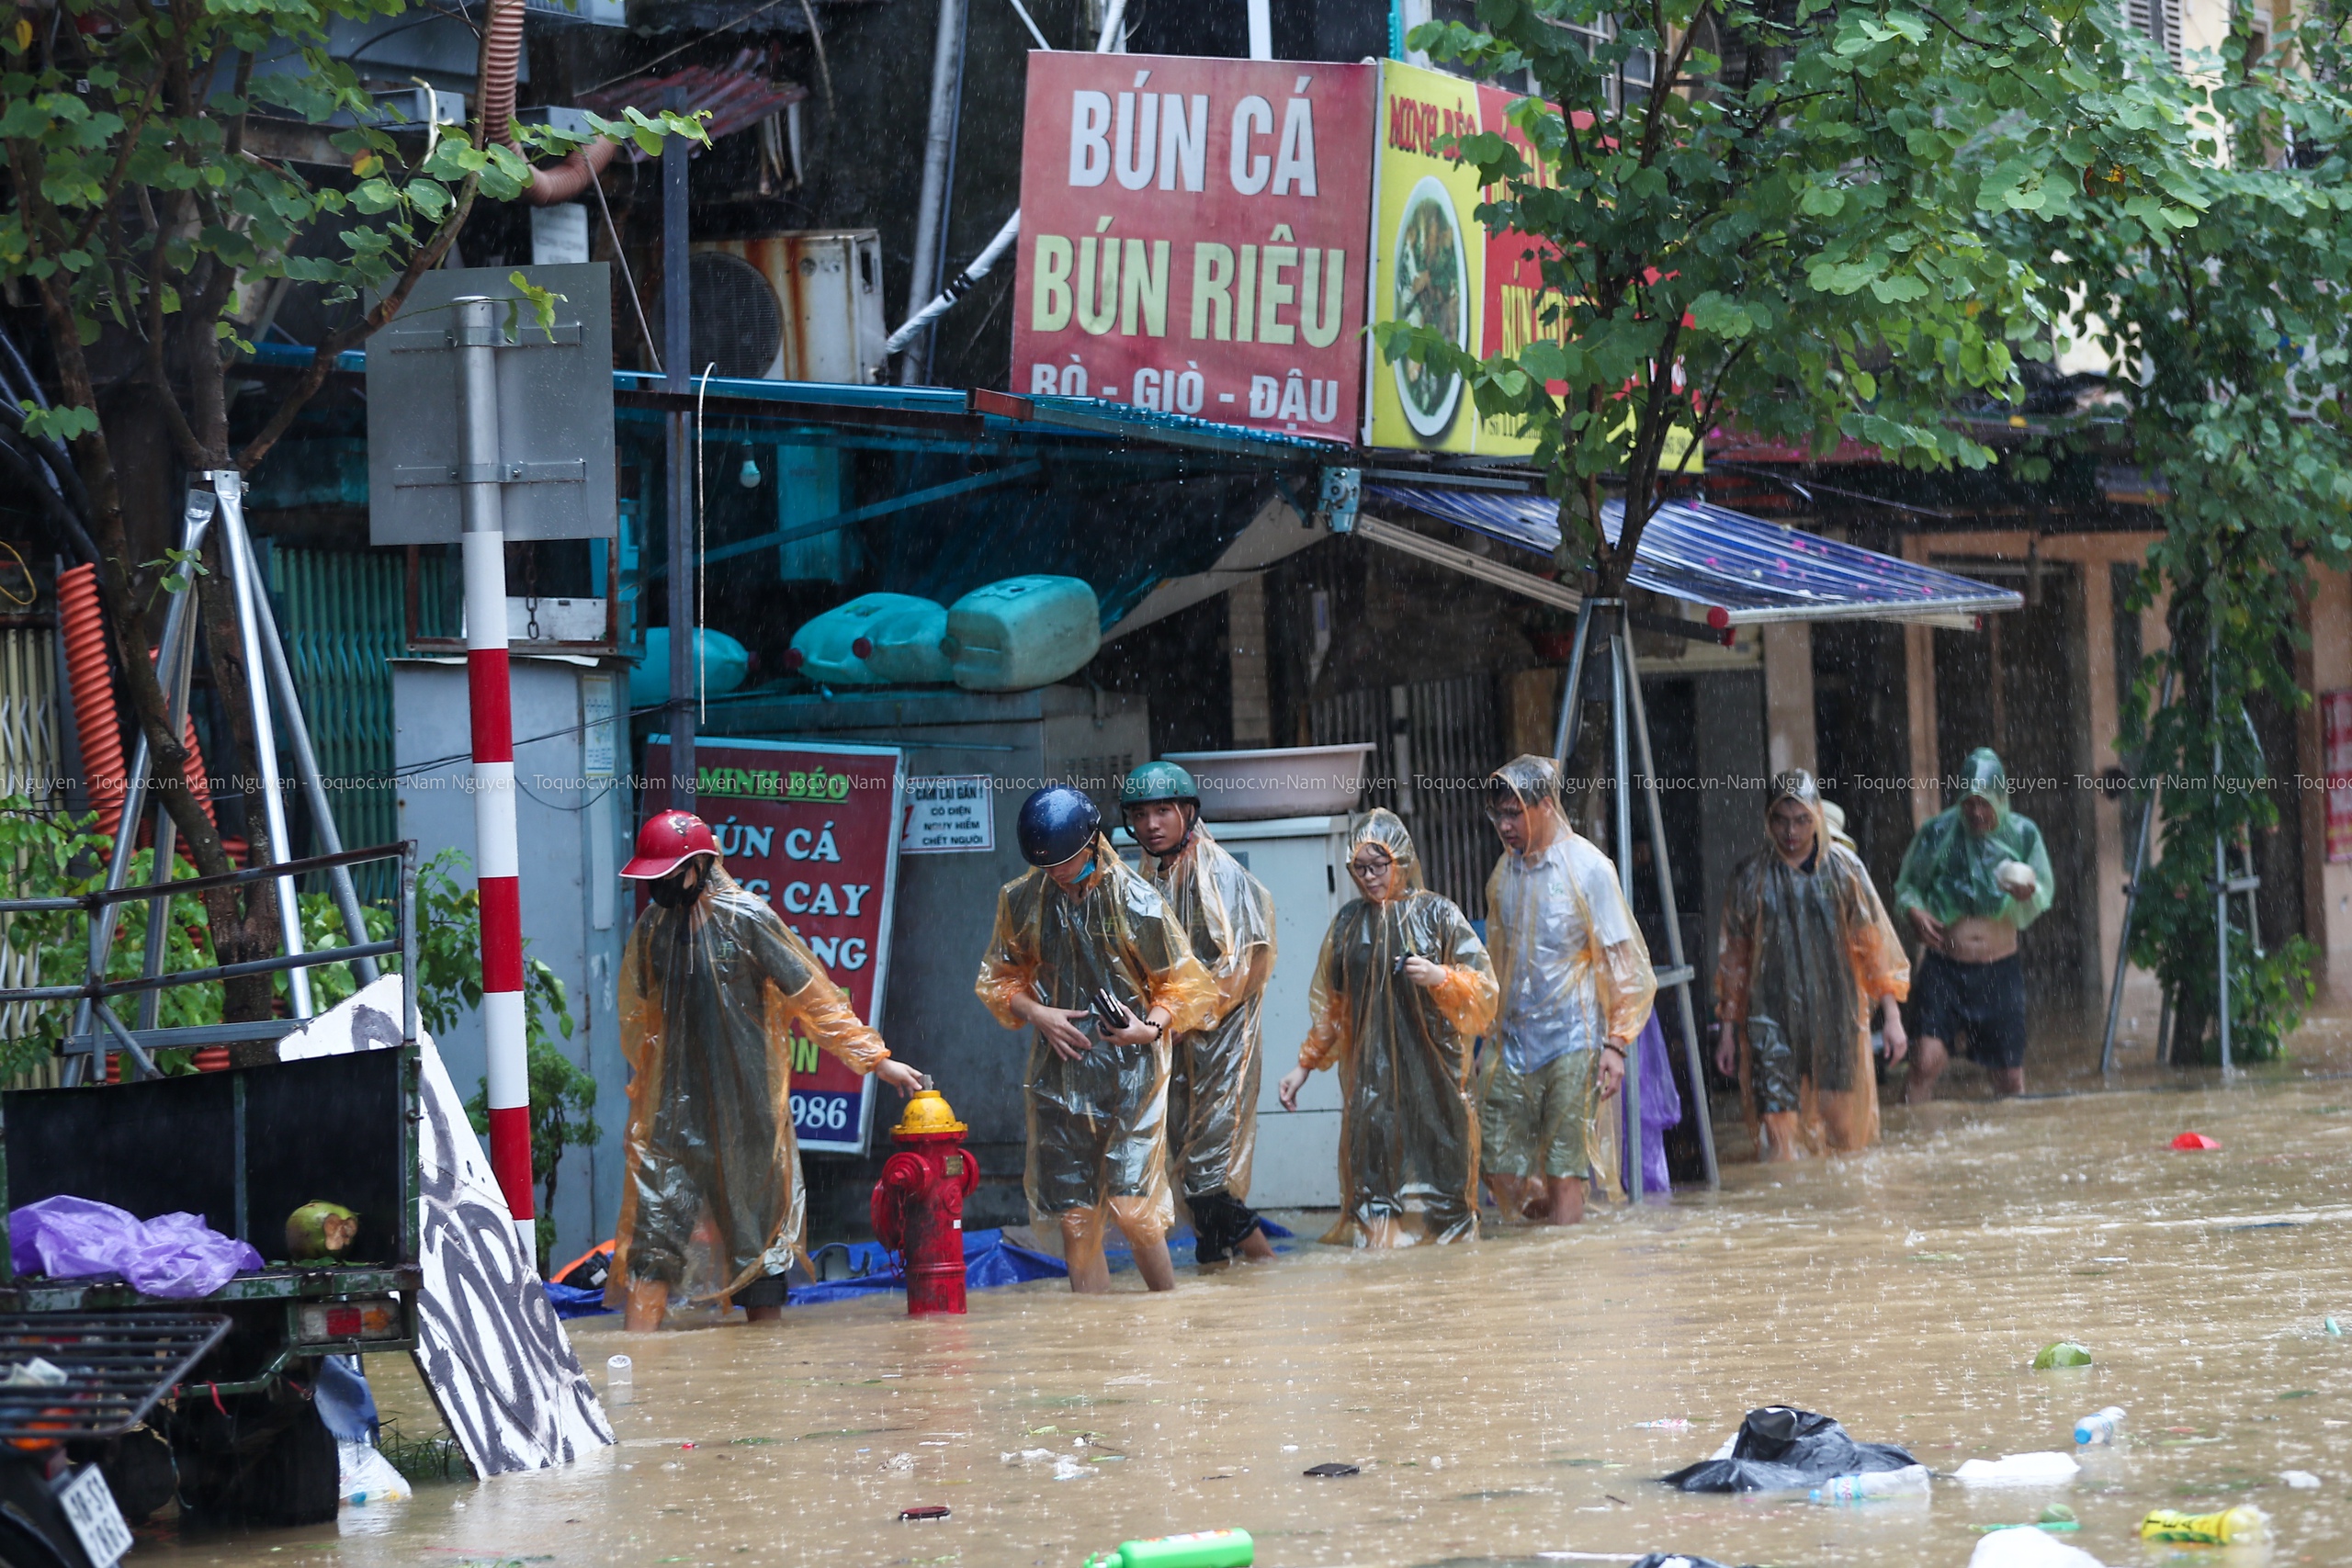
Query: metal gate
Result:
<box><xmin>266</xmin><ymin>548</ymin><xmax>402</xmax><ymax>901</ymax></box>
<box><xmin>1311</xmin><ymin>673</ymin><xmax>1500</xmax><ymax>919</ymax></box>
<box><xmin>0</xmin><ymin>625</ymin><xmax>62</xmax><ymax>1057</ymax></box>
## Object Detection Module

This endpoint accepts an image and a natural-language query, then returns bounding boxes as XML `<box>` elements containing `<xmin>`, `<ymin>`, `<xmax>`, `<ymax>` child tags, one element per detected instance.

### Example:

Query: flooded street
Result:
<box><xmin>151</xmin><ymin>1027</ymin><xmax>2352</xmax><ymax>1568</ymax></box>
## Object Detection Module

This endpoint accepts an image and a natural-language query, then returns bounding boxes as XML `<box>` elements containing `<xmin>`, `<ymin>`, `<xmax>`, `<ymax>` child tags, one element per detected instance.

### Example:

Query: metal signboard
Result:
<box><xmin>366</xmin><ymin>263</ymin><xmax>616</xmax><ymax>544</ymax></box>
<box><xmin>641</xmin><ymin>737</ymin><xmax>906</xmax><ymax>1155</ymax></box>
<box><xmin>1012</xmin><ymin>52</ymin><xmax>1375</xmax><ymax>442</ymax></box>
<box><xmin>899</xmin><ymin>774</ymin><xmax>995</xmax><ymax>854</ymax></box>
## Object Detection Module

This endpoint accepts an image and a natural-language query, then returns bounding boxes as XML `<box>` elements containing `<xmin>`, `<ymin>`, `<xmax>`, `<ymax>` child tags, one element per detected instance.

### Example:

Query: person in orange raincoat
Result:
<box><xmin>610</xmin><ymin>811</ymin><xmax>922</xmax><ymax>1332</ymax></box>
<box><xmin>1278</xmin><ymin>809</ymin><xmax>1498</xmax><ymax>1247</ymax></box>
<box><xmin>977</xmin><ymin>785</ymin><xmax>1219</xmax><ymax>1293</ymax></box>
<box><xmin>1713</xmin><ymin>772</ymin><xmax>1909</xmax><ymax>1159</ymax></box>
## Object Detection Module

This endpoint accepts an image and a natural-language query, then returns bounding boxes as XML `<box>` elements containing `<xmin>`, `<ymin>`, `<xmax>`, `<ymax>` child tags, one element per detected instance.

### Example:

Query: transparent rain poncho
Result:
<box><xmin>1483</xmin><ymin>756</ymin><xmax>1656</xmax><ymax>1071</ymax></box>
<box><xmin>1298</xmin><ymin>810</ymin><xmax>1498</xmax><ymax>1247</ymax></box>
<box><xmin>1716</xmin><ymin>774</ymin><xmax>1910</xmax><ymax>1156</ymax></box>
<box><xmin>1141</xmin><ymin>825</ymin><xmax>1276</xmax><ymax>1210</ymax></box>
<box><xmin>609</xmin><ymin>863</ymin><xmax>892</xmax><ymax>1305</ymax></box>
<box><xmin>977</xmin><ymin>833</ymin><xmax>1219</xmax><ymax>1242</ymax></box>
<box><xmin>1894</xmin><ymin>747</ymin><xmax>2056</xmax><ymax>931</ymax></box>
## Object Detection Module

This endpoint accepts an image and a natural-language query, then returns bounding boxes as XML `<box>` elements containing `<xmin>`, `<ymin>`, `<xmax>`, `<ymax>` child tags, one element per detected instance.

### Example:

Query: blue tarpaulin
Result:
<box><xmin>543</xmin><ymin>1216</ymin><xmax>1302</xmax><ymax>1315</ymax></box>
<box><xmin>786</xmin><ymin>1227</ymin><xmax>1069</xmax><ymax>1307</ymax></box>
<box><xmin>540</xmin><ymin>1228</ymin><xmax>1064</xmax><ymax>1316</ymax></box>
<box><xmin>1363</xmin><ymin>483</ymin><xmax>2020</xmax><ymax>626</ymax></box>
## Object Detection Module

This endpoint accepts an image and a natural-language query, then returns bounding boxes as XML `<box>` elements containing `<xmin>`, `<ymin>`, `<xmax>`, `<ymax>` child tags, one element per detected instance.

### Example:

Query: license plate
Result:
<box><xmin>58</xmin><ymin>1464</ymin><xmax>133</xmax><ymax>1568</ymax></box>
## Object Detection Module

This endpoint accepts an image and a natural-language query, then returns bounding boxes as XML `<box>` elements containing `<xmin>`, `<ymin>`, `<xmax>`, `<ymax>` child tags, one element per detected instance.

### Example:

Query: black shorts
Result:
<box><xmin>1915</xmin><ymin>951</ymin><xmax>2027</xmax><ymax>1068</ymax></box>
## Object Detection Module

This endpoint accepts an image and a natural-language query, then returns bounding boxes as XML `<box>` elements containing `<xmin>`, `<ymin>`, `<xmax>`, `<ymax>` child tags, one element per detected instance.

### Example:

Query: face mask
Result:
<box><xmin>649</xmin><ymin>869</ymin><xmax>704</xmax><ymax>908</ymax></box>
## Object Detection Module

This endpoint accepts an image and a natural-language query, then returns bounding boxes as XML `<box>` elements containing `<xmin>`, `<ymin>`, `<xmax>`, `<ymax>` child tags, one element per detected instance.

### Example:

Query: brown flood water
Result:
<box><xmin>147</xmin><ymin>1015</ymin><xmax>2352</xmax><ymax>1568</ymax></box>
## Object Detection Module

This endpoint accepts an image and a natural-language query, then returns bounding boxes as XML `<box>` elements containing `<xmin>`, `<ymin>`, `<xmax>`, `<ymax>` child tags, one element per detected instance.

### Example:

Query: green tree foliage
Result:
<box><xmin>0</xmin><ymin>815</ymin><xmax>593</xmax><ymax>1256</ymax></box>
<box><xmin>2009</xmin><ymin>4</ymin><xmax>2352</xmax><ymax>1060</ymax></box>
<box><xmin>302</xmin><ymin>851</ymin><xmax>599</xmax><ymax>1265</ymax></box>
<box><xmin>1388</xmin><ymin>0</ymin><xmax>2201</xmax><ymax>592</ymax></box>
<box><xmin>0</xmin><ymin>1</ymin><xmax>698</xmax><ymax>1026</ymax></box>
<box><xmin>0</xmin><ymin>798</ymin><xmax>219</xmax><ymax>1078</ymax></box>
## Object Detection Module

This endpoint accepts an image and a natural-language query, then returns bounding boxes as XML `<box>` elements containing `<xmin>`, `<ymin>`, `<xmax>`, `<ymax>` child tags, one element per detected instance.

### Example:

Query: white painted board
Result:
<box><xmin>279</xmin><ymin>977</ymin><xmax>615</xmax><ymax>1476</ymax></box>
<box><xmin>1117</xmin><ymin>816</ymin><xmax>1352</xmax><ymax>1210</ymax></box>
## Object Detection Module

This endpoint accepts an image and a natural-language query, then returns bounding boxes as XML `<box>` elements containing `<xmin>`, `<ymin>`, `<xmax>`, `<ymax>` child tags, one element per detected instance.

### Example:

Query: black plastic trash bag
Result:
<box><xmin>1660</xmin><ymin>1405</ymin><xmax>1917</xmax><ymax>1493</ymax></box>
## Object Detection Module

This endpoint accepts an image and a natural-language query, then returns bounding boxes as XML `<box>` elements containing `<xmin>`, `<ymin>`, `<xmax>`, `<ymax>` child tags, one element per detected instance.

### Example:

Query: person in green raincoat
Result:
<box><xmin>1123</xmin><ymin>761</ymin><xmax>1279</xmax><ymax>1267</ymax></box>
<box><xmin>1277</xmin><ymin>810</ymin><xmax>1498</xmax><ymax>1248</ymax></box>
<box><xmin>1894</xmin><ymin>748</ymin><xmax>2055</xmax><ymax>1100</ymax></box>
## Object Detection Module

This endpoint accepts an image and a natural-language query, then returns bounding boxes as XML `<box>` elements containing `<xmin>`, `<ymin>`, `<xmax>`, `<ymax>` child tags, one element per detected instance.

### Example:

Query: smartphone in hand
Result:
<box><xmin>1091</xmin><ymin>987</ymin><xmax>1137</xmax><ymax>1036</ymax></box>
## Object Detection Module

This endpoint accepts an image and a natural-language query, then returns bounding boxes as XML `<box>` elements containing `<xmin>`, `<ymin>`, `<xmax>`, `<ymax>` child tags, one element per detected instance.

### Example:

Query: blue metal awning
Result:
<box><xmin>1364</xmin><ymin>483</ymin><xmax>2021</xmax><ymax>626</ymax></box>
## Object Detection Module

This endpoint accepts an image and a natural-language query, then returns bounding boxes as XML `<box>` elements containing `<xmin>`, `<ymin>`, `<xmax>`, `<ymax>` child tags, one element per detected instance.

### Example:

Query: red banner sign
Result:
<box><xmin>1013</xmin><ymin>51</ymin><xmax>1376</xmax><ymax>442</ymax></box>
<box><xmin>642</xmin><ymin>738</ymin><xmax>905</xmax><ymax>1154</ymax></box>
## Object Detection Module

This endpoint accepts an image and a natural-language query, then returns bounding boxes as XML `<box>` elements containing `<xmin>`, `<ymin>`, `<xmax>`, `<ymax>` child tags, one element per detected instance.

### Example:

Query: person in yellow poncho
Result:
<box><xmin>1123</xmin><ymin>761</ymin><xmax>1279</xmax><ymax>1267</ymax></box>
<box><xmin>1278</xmin><ymin>809</ymin><xmax>1498</xmax><ymax>1247</ymax></box>
<box><xmin>977</xmin><ymin>785</ymin><xmax>1218</xmax><ymax>1293</ymax></box>
<box><xmin>1480</xmin><ymin>756</ymin><xmax>1656</xmax><ymax>1225</ymax></box>
<box><xmin>610</xmin><ymin>811</ymin><xmax>922</xmax><ymax>1332</ymax></box>
<box><xmin>1713</xmin><ymin>772</ymin><xmax>1910</xmax><ymax>1159</ymax></box>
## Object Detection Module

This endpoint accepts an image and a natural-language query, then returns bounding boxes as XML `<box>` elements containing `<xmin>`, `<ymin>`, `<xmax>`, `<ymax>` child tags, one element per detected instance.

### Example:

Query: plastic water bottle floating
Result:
<box><xmin>2074</xmin><ymin>1405</ymin><xmax>2124</xmax><ymax>1446</ymax></box>
<box><xmin>1083</xmin><ymin>1529</ymin><xmax>1254</xmax><ymax>1568</ymax></box>
<box><xmin>2140</xmin><ymin>1506</ymin><xmax>2267</xmax><ymax>1544</ymax></box>
<box><xmin>1810</xmin><ymin>1463</ymin><xmax>1930</xmax><ymax>1503</ymax></box>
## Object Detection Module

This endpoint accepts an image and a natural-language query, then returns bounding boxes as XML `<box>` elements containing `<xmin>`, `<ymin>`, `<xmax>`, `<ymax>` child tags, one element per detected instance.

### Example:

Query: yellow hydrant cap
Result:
<box><xmin>892</xmin><ymin>1085</ymin><xmax>966</xmax><ymax>1138</ymax></box>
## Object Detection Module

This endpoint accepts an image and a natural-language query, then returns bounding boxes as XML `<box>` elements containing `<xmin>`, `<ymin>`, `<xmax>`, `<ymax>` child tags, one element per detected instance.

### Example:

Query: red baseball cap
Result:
<box><xmin>621</xmin><ymin>811</ymin><xmax>719</xmax><ymax>879</ymax></box>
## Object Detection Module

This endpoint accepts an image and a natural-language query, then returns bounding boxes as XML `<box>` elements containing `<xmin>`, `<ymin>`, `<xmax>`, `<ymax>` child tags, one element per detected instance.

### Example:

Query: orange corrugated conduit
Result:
<box><xmin>477</xmin><ymin>0</ymin><xmax>618</xmax><ymax>208</ymax></box>
<box><xmin>56</xmin><ymin>563</ymin><xmax>128</xmax><ymax>840</ymax></box>
<box><xmin>59</xmin><ymin>562</ymin><xmax>222</xmax><ymax>853</ymax></box>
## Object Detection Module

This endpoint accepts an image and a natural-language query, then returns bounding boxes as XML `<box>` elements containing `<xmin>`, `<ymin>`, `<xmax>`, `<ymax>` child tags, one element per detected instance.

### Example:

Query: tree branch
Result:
<box><xmin>234</xmin><ymin>174</ymin><xmax>482</xmax><ymax>472</ymax></box>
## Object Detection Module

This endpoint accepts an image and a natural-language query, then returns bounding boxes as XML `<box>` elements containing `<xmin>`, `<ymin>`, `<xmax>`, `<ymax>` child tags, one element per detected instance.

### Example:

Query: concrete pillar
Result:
<box><xmin>1228</xmin><ymin>575</ymin><xmax>1272</xmax><ymax>748</ymax></box>
<box><xmin>1760</xmin><ymin>621</ymin><xmax>1816</xmax><ymax>779</ymax></box>
<box><xmin>1905</xmin><ymin>620</ymin><xmax>1939</xmax><ymax>828</ymax></box>
<box><xmin>2305</xmin><ymin>566</ymin><xmax>2352</xmax><ymax>998</ymax></box>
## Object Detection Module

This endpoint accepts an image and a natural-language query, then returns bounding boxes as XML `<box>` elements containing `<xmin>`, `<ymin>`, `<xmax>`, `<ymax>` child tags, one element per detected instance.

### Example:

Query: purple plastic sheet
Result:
<box><xmin>1620</xmin><ymin>1010</ymin><xmax>1682</xmax><ymax>1196</ymax></box>
<box><xmin>8</xmin><ymin>1195</ymin><xmax>262</xmax><ymax>1299</ymax></box>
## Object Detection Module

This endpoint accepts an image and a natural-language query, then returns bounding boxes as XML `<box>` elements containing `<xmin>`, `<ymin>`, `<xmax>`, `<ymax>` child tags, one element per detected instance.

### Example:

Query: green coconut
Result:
<box><xmin>286</xmin><ymin>1200</ymin><xmax>360</xmax><ymax>1263</ymax></box>
<box><xmin>2032</xmin><ymin>1340</ymin><xmax>2093</xmax><ymax>1370</ymax></box>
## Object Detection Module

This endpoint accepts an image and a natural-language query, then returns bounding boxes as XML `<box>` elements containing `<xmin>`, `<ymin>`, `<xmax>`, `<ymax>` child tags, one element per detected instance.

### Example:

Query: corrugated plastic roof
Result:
<box><xmin>1364</xmin><ymin>483</ymin><xmax>2021</xmax><ymax>626</ymax></box>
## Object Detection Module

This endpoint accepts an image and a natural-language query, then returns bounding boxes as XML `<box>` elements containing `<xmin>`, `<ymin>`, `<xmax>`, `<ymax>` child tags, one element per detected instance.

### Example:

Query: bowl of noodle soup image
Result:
<box><xmin>1390</xmin><ymin>175</ymin><xmax>1470</xmax><ymax>439</ymax></box>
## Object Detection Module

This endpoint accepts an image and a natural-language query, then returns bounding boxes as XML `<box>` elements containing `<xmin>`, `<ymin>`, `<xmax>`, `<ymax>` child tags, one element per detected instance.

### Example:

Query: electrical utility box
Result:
<box><xmin>392</xmin><ymin>656</ymin><xmax>632</xmax><ymax>1262</ymax></box>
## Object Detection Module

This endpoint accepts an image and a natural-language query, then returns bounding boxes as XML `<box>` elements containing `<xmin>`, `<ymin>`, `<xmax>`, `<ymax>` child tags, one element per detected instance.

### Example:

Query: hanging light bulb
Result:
<box><xmin>737</xmin><ymin>450</ymin><xmax>763</xmax><ymax>489</ymax></box>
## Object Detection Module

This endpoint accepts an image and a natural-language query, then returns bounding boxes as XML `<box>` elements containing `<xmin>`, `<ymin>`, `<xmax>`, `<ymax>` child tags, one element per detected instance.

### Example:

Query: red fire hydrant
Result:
<box><xmin>870</xmin><ymin>1080</ymin><xmax>978</xmax><ymax>1315</ymax></box>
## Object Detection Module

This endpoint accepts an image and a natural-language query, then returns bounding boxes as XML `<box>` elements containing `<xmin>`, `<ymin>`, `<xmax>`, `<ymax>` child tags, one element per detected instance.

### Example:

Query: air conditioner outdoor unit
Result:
<box><xmin>686</xmin><ymin>232</ymin><xmax>888</xmax><ymax>385</ymax></box>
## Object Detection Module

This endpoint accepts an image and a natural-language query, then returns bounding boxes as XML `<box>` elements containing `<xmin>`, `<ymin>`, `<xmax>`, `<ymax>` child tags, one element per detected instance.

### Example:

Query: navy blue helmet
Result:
<box><xmin>1017</xmin><ymin>785</ymin><xmax>1101</xmax><ymax>867</ymax></box>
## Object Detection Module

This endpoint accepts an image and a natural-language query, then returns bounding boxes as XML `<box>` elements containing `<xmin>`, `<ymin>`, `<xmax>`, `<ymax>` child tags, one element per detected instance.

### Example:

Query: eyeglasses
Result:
<box><xmin>1348</xmin><ymin>855</ymin><xmax>1395</xmax><ymax>880</ymax></box>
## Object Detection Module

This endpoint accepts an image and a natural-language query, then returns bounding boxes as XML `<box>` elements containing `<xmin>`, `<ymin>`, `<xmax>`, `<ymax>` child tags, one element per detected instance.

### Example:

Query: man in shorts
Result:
<box><xmin>1478</xmin><ymin>756</ymin><xmax>1656</xmax><ymax>1224</ymax></box>
<box><xmin>1894</xmin><ymin>748</ymin><xmax>2054</xmax><ymax>1099</ymax></box>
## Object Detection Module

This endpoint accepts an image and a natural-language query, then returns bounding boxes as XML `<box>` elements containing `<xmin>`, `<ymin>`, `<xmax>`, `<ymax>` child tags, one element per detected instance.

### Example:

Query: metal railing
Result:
<box><xmin>0</xmin><ymin>841</ymin><xmax>417</xmax><ymax>1084</ymax></box>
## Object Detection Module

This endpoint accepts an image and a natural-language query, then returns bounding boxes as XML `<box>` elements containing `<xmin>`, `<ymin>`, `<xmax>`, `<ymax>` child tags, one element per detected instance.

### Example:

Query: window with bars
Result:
<box><xmin>1310</xmin><ymin>674</ymin><xmax>1502</xmax><ymax>919</ymax></box>
<box><xmin>1559</xmin><ymin>12</ymin><xmax>1657</xmax><ymax>114</ymax></box>
<box><xmin>2126</xmin><ymin>0</ymin><xmax>2183</xmax><ymax>67</ymax></box>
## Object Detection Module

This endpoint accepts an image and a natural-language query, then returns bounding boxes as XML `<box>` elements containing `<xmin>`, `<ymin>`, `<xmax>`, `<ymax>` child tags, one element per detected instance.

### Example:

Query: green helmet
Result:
<box><xmin>1121</xmin><ymin>760</ymin><xmax>1199</xmax><ymax>809</ymax></box>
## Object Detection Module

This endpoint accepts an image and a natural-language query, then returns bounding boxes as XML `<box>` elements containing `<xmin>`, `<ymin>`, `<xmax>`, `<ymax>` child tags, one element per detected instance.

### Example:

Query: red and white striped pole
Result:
<box><xmin>454</xmin><ymin>294</ymin><xmax>535</xmax><ymax>1258</ymax></box>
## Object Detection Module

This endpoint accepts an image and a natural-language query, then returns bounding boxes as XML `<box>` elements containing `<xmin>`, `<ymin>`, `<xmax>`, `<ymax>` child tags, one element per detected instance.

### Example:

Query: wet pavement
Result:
<box><xmin>146</xmin><ymin>1012</ymin><xmax>2352</xmax><ymax>1568</ymax></box>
